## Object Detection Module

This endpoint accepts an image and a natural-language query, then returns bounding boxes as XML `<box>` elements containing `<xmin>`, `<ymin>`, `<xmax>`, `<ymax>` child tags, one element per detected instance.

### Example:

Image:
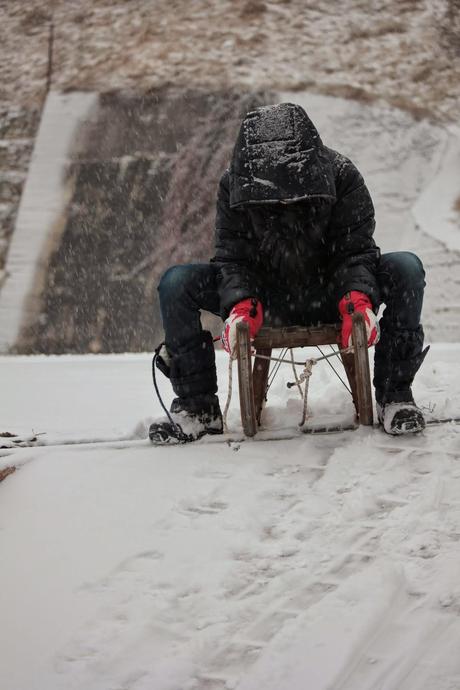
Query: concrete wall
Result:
<box><xmin>14</xmin><ymin>88</ymin><xmax>271</xmax><ymax>353</ymax></box>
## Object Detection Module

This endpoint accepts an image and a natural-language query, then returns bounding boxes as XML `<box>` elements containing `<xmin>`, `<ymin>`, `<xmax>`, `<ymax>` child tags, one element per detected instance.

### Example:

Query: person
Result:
<box><xmin>149</xmin><ymin>102</ymin><xmax>428</xmax><ymax>443</ymax></box>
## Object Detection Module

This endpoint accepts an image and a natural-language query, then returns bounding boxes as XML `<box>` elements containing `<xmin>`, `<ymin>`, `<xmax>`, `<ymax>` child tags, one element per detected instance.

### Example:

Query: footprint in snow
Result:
<box><xmin>176</xmin><ymin>500</ymin><xmax>228</xmax><ymax>516</ymax></box>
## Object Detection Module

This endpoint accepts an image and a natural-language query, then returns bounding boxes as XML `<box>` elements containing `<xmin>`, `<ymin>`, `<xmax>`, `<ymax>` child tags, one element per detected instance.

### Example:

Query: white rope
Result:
<box><xmin>222</xmin><ymin>356</ymin><xmax>233</xmax><ymax>433</ymax></box>
<box><xmin>298</xmin><ymin>359</ymin><xmax>316</xmax><ymax>427</ymax></box>
<box><xmin>289</xmin><ymin>348</ymin><xmax>304</xmax><ymax>399</ymax></box>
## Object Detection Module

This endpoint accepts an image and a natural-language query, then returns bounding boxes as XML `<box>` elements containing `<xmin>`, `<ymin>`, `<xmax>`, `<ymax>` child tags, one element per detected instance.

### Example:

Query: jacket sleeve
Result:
<box><xmin>212</xmin><ymin>171</ymin><xmax>262</xmax><ymax>318</ymax></box>
<box><xmin>327</xmin><ymin>156</ymin><xmax>381</xmax><ymax>308</ymax></box>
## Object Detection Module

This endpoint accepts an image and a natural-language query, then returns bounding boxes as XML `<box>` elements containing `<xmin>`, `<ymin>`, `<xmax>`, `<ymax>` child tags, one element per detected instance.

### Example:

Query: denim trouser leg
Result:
<box><xmin>157</xmin><ymin>264</ymin><xmax>220</xmax><ymax>400</ymax></box>
<box><xmin>374</xmin><ymin>251</ymin><xmax>428</xmax><ymax>403</ymax></box>
<box><xmin>158</xmin><ymin>263</ymin><xmax>220</xmax><ymax>353</ymax></box>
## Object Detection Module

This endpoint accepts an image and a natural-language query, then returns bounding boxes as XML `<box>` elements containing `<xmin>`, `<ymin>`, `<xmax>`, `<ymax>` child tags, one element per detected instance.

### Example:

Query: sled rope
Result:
<box><xmin>266</xmin><ymin>347</ymin><xmax>289</xmax><ymax>394</ymax></box>
<box><xmin>298</xmin><ymin>359</ymin><xmax>316</xmax><ymax>427</ymax></box>
<box><xmin>255</xmin><ymin>346</ymin><xmax>353</xmax><ymax>367</ymax></box>
<box><xmin>222</xmin><ymin>356</ymin><xmax>233</xmax><ymax>434</ymax></box>
<box><xmin>253</xmin><ymin>345</ymin><xmax>354</xmax><ymax>426</ymax></box>
<box><xmin>256</xmin><ymin>347</ymin><xmax>353</xmax><ymax>393</ymax></box>
<box><xmin>289</xmin><ymin>348</ymin><xmax>304</xmax><ymax>400</ymax></box>
<box><xmin>316</xmin><ymin>345</ymin><xmax>352</xmax><ymax>395</ymax></box>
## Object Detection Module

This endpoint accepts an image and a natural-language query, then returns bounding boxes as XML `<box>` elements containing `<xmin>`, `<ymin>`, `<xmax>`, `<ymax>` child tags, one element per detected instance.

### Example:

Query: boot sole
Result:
<box><xmin>149</xmin><ymin>426</ymin><xmax>223</xmax><ymax>445</ymax></box>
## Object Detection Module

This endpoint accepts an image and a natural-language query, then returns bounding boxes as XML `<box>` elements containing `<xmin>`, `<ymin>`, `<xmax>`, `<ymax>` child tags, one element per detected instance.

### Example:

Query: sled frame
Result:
<box><xmin>236</xmin><ymin>312</ymin><xmax>373</xmax><ymax>437</ymax></box>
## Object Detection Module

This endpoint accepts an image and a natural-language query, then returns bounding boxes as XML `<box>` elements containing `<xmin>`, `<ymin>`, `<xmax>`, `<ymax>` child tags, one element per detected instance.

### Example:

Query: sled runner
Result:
<box><xmin>236</xmin><ymin>312</ymin><xmax>373</xmax><ymax>437</ymax></box>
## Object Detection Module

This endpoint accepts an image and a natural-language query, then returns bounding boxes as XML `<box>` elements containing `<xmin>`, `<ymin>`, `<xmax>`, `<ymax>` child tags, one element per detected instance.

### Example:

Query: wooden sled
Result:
<box><xmin>236</xmin><ymin>312</ymin><xmax>373</xmax><ymax>437</ymax></box>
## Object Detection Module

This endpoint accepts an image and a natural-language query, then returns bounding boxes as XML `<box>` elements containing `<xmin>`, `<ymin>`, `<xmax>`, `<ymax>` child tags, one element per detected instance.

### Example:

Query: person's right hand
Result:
<box><xmin>221</xmin><ymin>298</ymin><xmax>263</xmax><ymax>358</ymax></box>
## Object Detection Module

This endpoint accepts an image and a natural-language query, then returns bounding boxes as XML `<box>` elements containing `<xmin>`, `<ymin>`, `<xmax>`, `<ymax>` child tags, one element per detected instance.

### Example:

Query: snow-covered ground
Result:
<box><xmin>2</xmin><ymin>348</ymin><xmax>460</xmax><ymax>690</ymax></box>
<box><xmin>1</xmin><ymin>90</ymin><xmax>459</xmax><ymax>690</ymax></box>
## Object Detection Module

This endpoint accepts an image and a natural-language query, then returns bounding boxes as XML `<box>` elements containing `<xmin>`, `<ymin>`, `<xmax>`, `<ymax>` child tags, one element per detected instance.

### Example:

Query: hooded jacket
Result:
<box><xmin>212</xmin><ymin>103</ymin><xmax>381</xmax><ymax>318</ymax></box>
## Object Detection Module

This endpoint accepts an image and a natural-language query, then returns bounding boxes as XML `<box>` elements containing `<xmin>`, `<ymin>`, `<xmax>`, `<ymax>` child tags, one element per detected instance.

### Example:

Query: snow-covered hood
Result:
<box><xmin>229</xmin><ymin>102</ymin><xmax>336</xmax><ymax>208</ymax></box>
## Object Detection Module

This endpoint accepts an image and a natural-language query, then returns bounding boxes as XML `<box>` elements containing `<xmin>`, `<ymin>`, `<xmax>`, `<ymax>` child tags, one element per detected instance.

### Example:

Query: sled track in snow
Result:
<box><xmin>1</xmin><ymin>417</ymin><xmax>460</xmax><ymax>453</ymax></box>
<box><xmin>1</xmin><ymin>419</ymin><xmax>460</xmax><ymax>486</ymax></box>
<box><xmin>189</xmin><ymin>441</ymin><xmax>460</xmax><ymax>689</ymax></box>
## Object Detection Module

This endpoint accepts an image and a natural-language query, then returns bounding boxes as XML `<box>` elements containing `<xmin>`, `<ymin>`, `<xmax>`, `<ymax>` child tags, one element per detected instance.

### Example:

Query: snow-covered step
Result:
<box><xmin>413</xmin><ymin>129</ymin><xmax>460</xmax><ymax>253</ymax></box>
<box><xmin>0</xmin><ymin>91</ymin><xmax>97</xmax><ymax>352</ymax></box>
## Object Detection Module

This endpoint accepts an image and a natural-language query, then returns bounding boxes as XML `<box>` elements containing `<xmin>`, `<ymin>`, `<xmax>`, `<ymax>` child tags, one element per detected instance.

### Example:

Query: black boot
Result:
<box><xmin>149</xmin><ymin>395</ymin><xmax>223</xmax><ymax>444</ymax></box>
<box><xmin>151</xmin><ymin>332</ymin><xmax>221</xmax><ymax>444</ymax></box>
<box><xmin>376</xmin><ymin>393</ymin><xmax>425</xmax><ymax>435</ymax></box>
<box><xmin>374</xmin><ymin>327</ymin><xmax>429</xmax><ymax>435</ymax></box>
<box><xmin>155</xmin><ymin>331</ymin><xmax>218</xmax><ymax>398</ymax></box>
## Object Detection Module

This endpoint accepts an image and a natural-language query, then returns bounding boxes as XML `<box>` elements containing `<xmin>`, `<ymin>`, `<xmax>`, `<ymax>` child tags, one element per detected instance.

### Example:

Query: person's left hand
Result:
<box><xmin>338</xmin><ymin>291</ymin><xmax>379</xmax><ymax>348</ymax></box>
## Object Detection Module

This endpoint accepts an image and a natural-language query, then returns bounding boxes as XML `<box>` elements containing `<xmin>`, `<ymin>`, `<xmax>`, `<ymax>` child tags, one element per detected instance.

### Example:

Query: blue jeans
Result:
<box><xmin>157</xmin><ymin>252</ymin><xmax>427</xmax><ymax>403</ymax></box>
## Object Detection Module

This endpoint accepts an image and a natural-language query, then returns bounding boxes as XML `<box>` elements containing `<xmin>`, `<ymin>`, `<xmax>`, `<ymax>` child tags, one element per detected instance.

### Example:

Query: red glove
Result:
<box><xmin>221</xmin><ymin>298</ymin><xmax>263</xmax><ymax>358</ymax></box>
<box><xmin>338</xmin><ymin>291</ymin><xmax>379</xmax><ymax>348</ymax></box>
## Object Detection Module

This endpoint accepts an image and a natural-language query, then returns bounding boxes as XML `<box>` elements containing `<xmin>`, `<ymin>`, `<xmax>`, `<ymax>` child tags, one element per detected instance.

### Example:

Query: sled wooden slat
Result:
<box><xmin>253</xmin><ymin>324</ymin><xmax>341</xmax><ymax>349</ymax></box>
<box><xmin>253</xmin><ymin>347</ymin><xmax>272</xmax><ymax>425</ymax></box>
<box><xmin>351</xmin><ymin>312</ymin><xmax>374</xmax><ymax>426</ymax></box>
<box><xmin>236</xmin><ymin>322</ymin><xmax>257</xmax><ymax>437</ymax></box>
<box><xmin>237</xmin><ymin>315</ymin><xmax>374</xmax><ymax>436</ymax></box>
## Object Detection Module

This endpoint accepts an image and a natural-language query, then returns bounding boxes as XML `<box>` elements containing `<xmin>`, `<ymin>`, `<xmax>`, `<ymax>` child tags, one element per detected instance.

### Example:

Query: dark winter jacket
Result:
<box><xmin>212</xmin><ymin>103</ymin><xmax>381</xmax><ymax>318</ymax></box>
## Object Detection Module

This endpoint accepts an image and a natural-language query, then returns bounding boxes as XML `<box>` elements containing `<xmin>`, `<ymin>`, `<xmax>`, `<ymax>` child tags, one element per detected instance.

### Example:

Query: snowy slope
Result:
<box><xmin>413</xmin><ymin>126</ymin><xmax>460</xmax><ymax>254</ymax></box>
<box><xmin>283</xmin><ymin>92</ymin><xmax>447</xmax><ymax>254</ymax></box>
<box><xmin>1</xmin><ymin>349</ymin><xmax>460</xmax><ymax>690</ymax></box>
<box><xmin>1</xmin><ymin>95</ymin><xmax>459</xmax><ymax>690</ymax></box>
